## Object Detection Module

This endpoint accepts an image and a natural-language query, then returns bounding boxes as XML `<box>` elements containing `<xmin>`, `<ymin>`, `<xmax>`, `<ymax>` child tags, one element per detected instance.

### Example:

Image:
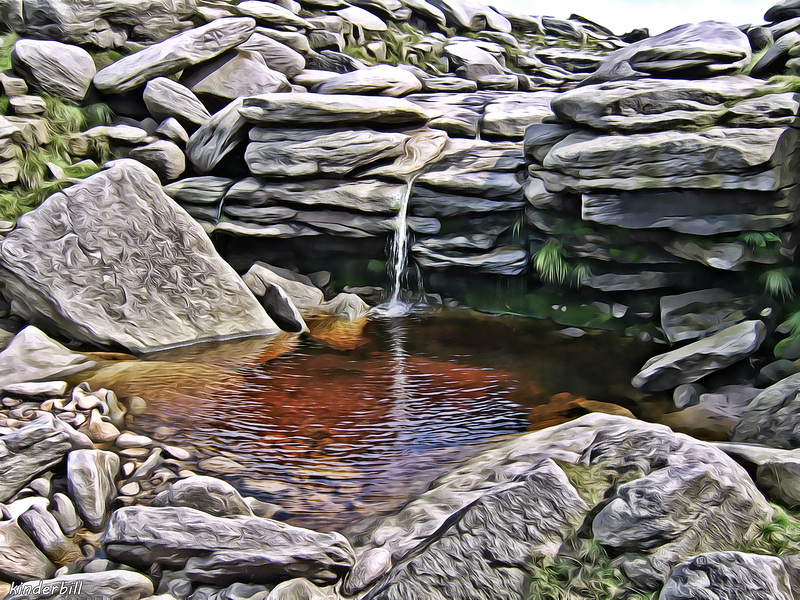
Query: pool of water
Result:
<box><xmin>85</xmin><ymin>309</ymin><xmax>654</xmax><ymax>532</ymax></box>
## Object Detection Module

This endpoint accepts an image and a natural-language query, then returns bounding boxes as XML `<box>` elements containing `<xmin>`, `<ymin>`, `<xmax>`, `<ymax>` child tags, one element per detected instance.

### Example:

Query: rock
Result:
<box><xmin>238</xmin><ymin>32</ymin><xmax>305</xmax><ymax>78</ymax></box>
<box><xmin>2</xmin><ymin>380</ymin><xmax>67</xmax><ymax>398</ymax></box>
<box><xmin>673</xmin><ymin>383</ymin><xmax>704</xmax><ymax>408</ymax></box>
<box><xmin>67</xmin><ymin>449</ymin><xmax>119</xmax><ymax>531</ymax></box>
<box><xmin>181</xmin><ymin>50</ymin><xmax>291</xmax><ymax>102</ymax></box>
<box><xmin>758</xmin><ymin>455</ymin><xmax>800</xmax><ymax>506</ymax></box>
<box><xmin>757</xmin><ymin>359</ymin><xmax>800</xmax><ymax>386</ymax></box>
<box><xmin>143</xmin><ymin>78</ymin><xmax>211</xmax><ymax>128</ymax></box>
<box><xmin>586</xmin><ymin>21</ymin><xmax>751</xmax><ymax>84</ymax></box>
<box><xmin>412</xmin><ymin>186</ymin><xmax>524</xmax><ymax>216</ymax></box>
<box><xmin>129</xmin><ymin>140</ymin><xmax>186</xmax><ymax>181</ymax></box>
<box><xmin>93</xmin><ymin>18</ymin><xmax>257</xmax><ymax>93</ymax></box>
<box><xmin>480</xmin><ymin>91</ymin><xmax>556</xmax><ymax>139</ymax></box>
<box><xmin>164</xmin><ymin>176</ymin><xmax>233</xmax><ymax>205</ymax></box>
<box><xmin>197</xmin><ymin>456</ymin><xmax>246</xmax><ymax>475</ymax></box>
<box><xmin>115</xmin><ymin>432</ymin><xmax>152</xmax><ymax>449</ymax></box>
<box><xmin>237</xmin><ymin>1</ymin><xmax>312</xmax><ymax>30</ymax></box>
<box><xmin>732</xmin><ymin>373</ymin><xmax>800</xmax><ymax>448</ymax></box>
<box><xmin>51</xmin><ymin>492</ymin><xmax>82</xmax><ymax>535</ymax></box>
<box><xmin>319</xmin><ymin>293</ymin><xmax>369</xmax><ymax>321</ymax></box>
<box><xmin>152</xmin><ymin>476</ymin><xmax>254</xmax><ymax>518</ymax></box>
<box><xmin>0</xmin><ymin>326</ymin><xmax>96</xmax><ymax>388</ymax></box>
<box><xmin>11</xmin><ymin>39</ymin><xmax>95</xmax><ymax>102</ymax></box>
<box><xmin>4</xmin><ymin>571</ymin><xmax>154</xmax><ymax>600</ymax></box>
<box><xmin>0</xmin><ymin>414</ymin><xmax>92</xmax><ymax>502</ymax></box>
<box><xmin>245</xmin><ymin>128</ymin><xmax>407</xmax><ymax>177</ymax></box>
<box><xmin>751</xmin><ymin>31</ymin><xmax>800</xmax><ymax>77</ymax></box>
<box><xmin>748</xmin><ymin>26</ymin><xmax>774</xmax><ymax>51</ymax></box>
<box><xmin>540</xmin><ymin>126</ymin><xmax>800</xmax><ymax>193</ymax></box>
<box><xmin>632</xmin><ymin>320</ymin><xmax>766</xmax><ymax>391</ymax></box>
<box><xmin>403</xmin><ymin>0</ymin><xmax>447</xmax><ymax>27</ymax></box>
<box><xmin>0</xmin><ymin>519</ymin><xmax>56</xmax><ymax>582</ymax></box>
<box><xmin>766</xmin><ymin>0</ymin><xmax>800</xmax><ymax>22</ymax></box>
<box><xmin>242</xmin><ymin>262</ymin><xmax>324</xmax><ymax>314</ymax></box>
<box><xmin>258</xmin><ymin>284</ymin><xmax>307</xmax><ymax>333</ymax></box>
<box><xmin>421</xmin><ymin>76</ymin><xmax>477</xmax><ymax>93</ymax></box>
<box><xmin>581</xmin><ymin>186</ymin><xmax>800</xmax><ymax>235</ymax></box>
<box><xmin>412</xmin><ymin>244</ymin><xmax>528</xmax><ymax>275</ymax></box>
<box><xmin>265</xmin><ymin>578</ymin><xmax>334</xmax><ymax>600</ymax></box>
<box><xmin>362</xmin><ymin>459</ymin><xmax>587</xmax><ymax>600</ymax></box>
<box><xmin>335</xmin><ymin>6</ymin><xmax>387</xmax><ymax>31</ymax></box>
<box><xmin>102</xmin><ymin>506</ymin><xmax>355</xmax><ymax>584</ymax></box>
<box><xmin>660</xmin><ymin>289</ymin><xmax>765</xmax><ymax>344</ymax></box>
<box><xmin>239</xmin><ymin>93</ymin><xmax>431</xmax><ymax>126</ymax></box>
<box><xmin>77</xmin><ymin>409</ymin><xmax>120</xmax><ymax>443</ymax></box>
<box><xmin>551</xmin><ymin>76</ymin><xmax>769</xmax><ymax>133</ymax></box>
<box><xmin>427</xmin><ymin>0</ymin><xmax>511</xmax><ymax>32</ymax></box>
<box><xmin>18</xmin><ymin>504</ymin><xmax>81</xmax><ymax>563</ymax></box>
<box><xmin>659</xmin><ymin>552</ymin><xmax>794</xmax><ymax>600</ymax></box>
<box><xmin>186</xmin><ymin>98</ymin><xmax>249</xmax><ymax>173</ymax></box>
<box><xmin>314</xmin><ymin>65</ymin><xmax>422</xmax><ymax>96</ymax></box>
<box><xmin>444</xmin><ymin>41</ymin><xmax>505</xmax><ymax>76</ymax></box>
<box><xmin>156</xmin><ymin>117</ymin><xmax>189</xmax><ymax>145</ymax></box>
<box><xmin>225</xmin><ymin>178</ymin><xmax>404</xmax><ymax>214</ymax></box>
<box><xmin>256</xmin><ymin>27</ymin><xmax>311</xmax><ymax>54</ymax></box>
<box><xmin>0</xmin><ymin>160</ymin><xmax>278</xmax><ymax>352</ymax></box>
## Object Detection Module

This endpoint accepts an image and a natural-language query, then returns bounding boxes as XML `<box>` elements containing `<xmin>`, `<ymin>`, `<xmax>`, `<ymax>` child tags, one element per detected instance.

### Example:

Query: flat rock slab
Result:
<box><xmin>0</xmin><ymin>160</ymin><xmax>277</xmax><ymax>352</ymax></box>
<box><xmin>11</xmin><ymin>39</ymin><xmax>95</xmax><ymax>102</ymax></box>
<box><xmin>0</xmin><ymin>413</ymin><xmax>92</xmax><ymax>502</ymax></box>
<box><xmin>93</xmin><ymin>17</ymin><xmax>256</xmax><ymax>93</ymax></box>
<box><xmin>0</xmin><ymin>326</ymin><xmax>96</xmax><ymax>387</ymax></box>
<box><xmin>481</xmin><ymin>91</ymin><xmax>556</xmax><ymax>139</ymax></box>
<box><xmin>632</xmin><ymin>320</ymin><xmax>766</xmax><ymax>391</ymax></box>
<box><xmin>660</xmin><ymin>552</ymin><xmax>795</xmax><ymax>600</ymax></box>
<box><xmin>239</xmin><ymin>93</ymin><xmax>432</xmax><ymax>126</ymax></box>
<box><xmin>143</xmin><ymin>77</ymin><xmax>211</xmax><ymax>127</ymax></box>
<box><xmin>314</xmin><ymin>65</ymin><xmax>422</xmax><ymax>96</ymax></box>
<box><xmin>586</xmin><ymin>21</ymin><xmax>751</xmax><ymax>83</ymax></box>
<box><xmin>4</xmin><ymin>570</ymin><xmax>154</xmax><ymax>600</ymax></box>
<box><xmin>659</xmin><ymin>289</ymin><xmax>765</xmax><ymax>344</ymax></box>
<box><xmin>181</xmin><ymin>50</ymin><xmax>291</xmax><ymax>101</ymax></box>
<box><xmin>102</xmin><ymin>505</ymin><xmax>355</xmax><ymax>585</ymax></box>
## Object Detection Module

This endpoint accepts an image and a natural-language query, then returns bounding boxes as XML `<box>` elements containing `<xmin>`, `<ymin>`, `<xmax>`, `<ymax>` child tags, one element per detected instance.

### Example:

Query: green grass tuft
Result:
<box><xmin>760</xmin><ymin>268</ymin><xmax>795</xmax><ymax>301</ymax></box>
<box><xmin>0</xmin><ymin>31</ymin><xmax>18</xmax><ymax>72</ymax></box>
<box><xmin>534</xmin><ymin>239</ymin><xmax>572</xmax><ymax>285</ymax></box>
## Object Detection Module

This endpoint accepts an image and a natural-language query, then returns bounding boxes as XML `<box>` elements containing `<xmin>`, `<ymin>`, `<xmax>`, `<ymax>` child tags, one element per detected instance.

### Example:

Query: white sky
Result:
<box><xmin>492</xmin><ymin>0</ymin><xmax>775</xmax><ymax>35</ymax></box>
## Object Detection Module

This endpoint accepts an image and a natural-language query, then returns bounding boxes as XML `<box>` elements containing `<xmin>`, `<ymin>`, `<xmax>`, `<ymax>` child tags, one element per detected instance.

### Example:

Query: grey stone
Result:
<box><xmin>238</xmin><ymin>32</ymin><xmax>305</xmax><ymax>78</ymax></box>
<box><xmin>236</xmin><ymin>1</ymin><xmax>312</xmax><ymax>29</ymax></box>
<box><xmin>314</xmin><ymin>65</ymin><xmax>421</xmax><ymax>96</ymax></box>
<box><xmin>403</xmin><ymin>0</ymin><xmax>446</xmax><ymax>26</ymax></box>
<box><xmin>181</xmin><ymin>50</ymin><xmax>291</xmax><ymax>102</ymax></box>
<box><xmin>245</xmin><ymin>128</ymin><xmax>407</xmax><ymax>177</ymax></box>
<box><xmin>164</xmin><ymin>177</ymin><xmax>233</xmax><ymax>205</ymax></box>
<box><xmin>225</xmin><ymin>204</ymin><xmax>396</xmax><ymax>237</ymax></box>
<box><xmin>767</xmin><ymin>0</ymin><xmax>800</xmax><ymax>22</ymax></box>
<box><xmin>751</xmin><ymin>31</ymin><xmax>800</xmax><ymax>77</ymax></box>
<box><xmin>318</xmin><ymin>293</ymin><xmax>369</xmax><ymax>321</ymax></box>
<box><xmin>143</xmin><ymin>78</ymin><xmax>211</xmax><ymax>128</ymax></box>
<box><xmin>0</xmin><ymin>413</ymin><xmax>92</xmax><ymax>502</ymax></box>
<box><xmin>524</xmin><ymin>122</ymin><xmax>581</xmax><ymax>164</ymax></box>
<box><xmin>363</xmin><ymin>128</ymin><xmax>448</xmax><ymax>180</ymax></box>
<box><xmin>673</xmin><ymin>383</ymin><xmax>704</xmax><ymax>409</ymax></box>
<box><xmin>444</xmin><ymin>40</ymin><xmax>505</xmax><ymax>75</ymax></box>
<box><xmin>362</xmin><ymin>460</ymin><xmax>587</xmax><ymax>600</ymax></box>
<box><xmin>258</xmin><ymin>284</ymin><xmax>307</xmax><ymax>333</ymax></box>
<box><xmin>480</xmin><ymin>91</ymin><xmax>556</xmax><ymax>139</ymax></box>
<box><xmin>411</xmin><ymin>186</ymin><xmax>524</xmax><ymax>217</ymax></box>
<box><xmin>552</xmin><ymin>76</ymin><xmax>770</xmax><ymax>133</ymax></box>
<box><xmin>152</xmin><ymin>476</ymin><xmax>255</xmax><ymax>518</ymax></box>
<box><xmin>412</xmin><ymin>244</ymin><xmax>528</xmax><ymax>275</ymax></box>
<box><xmin>66</xmin><ymin>449</ymin><xmax>119</xmax><ymax>531</ymax></box>
<box><xmin>758</xmin><ymin>359</ymin><xmax>800</xmax><ymax>386</ymax></box>
<box><xmin>427</xmin><ymin>0</ymin><xmax>511</xmax><ymax>32</ymax></box>
<box><xmin>748</xmin><ymin>26</ymin><xmax>774</xmax><ymax>51</ymax></box>
<box><xmin>758</xmin><ymin>456</ymin><xmax>800</xmax><ymax>506</ymax></box>
<box><xmin>581</xmin><ymin>186</ymin><xmax>800</xmax><ymax>235</ymax></box>
<box><xmin>586</xmin><ymin>21</ymin><xmax>751</xmax><ymax>84</ymax></box>
<box><xmin>421</xmin><ymin>76</ymin><xmax>477</xmax><ymax>93</ymax></box>
<box><xmin>225</xmin><ymin>178</ymin><xmax>404</xmax><ymax>214</ymax></box>
<box><xmin>93</xmin><ymin>18</ymin><xmax>256</xmax><ymax>93</ymax></box>
<box><xmin>336</xmin><ymin>5</ymin><xmax>388</xmax><ymax>31</ymax></box>
<box><xmin>725</xmin><ymin>92</ymin><xmax>800</xmax><ymax>128</ymax></box>
<box><xmin>4</xmin><ymin>570</ymin><xmax>154</xmax><ymax>600</ymax></box>
<box><xmin>11</xmin><ymin>39</ymin><xmax>95</xmax><ymax>102</ymax></box>
<box><xmin>239</xmin><ymin>93</ymin><xmax>432</xmax><ymax>126</ymax></box>
<box><xmin>0</xmin><ymin>519</ymin><xmax>55</xmax><ymax>582</ymax></box>
<box><xmin>129</xmin><ymin>140</ymin><xmax>186</xmax><ymax>181</ymax></box>
<box><xmin>242</xmin><ymin>262</ymin><xmax>324</xmax><ymax>314</ymax></box>
<box><xmin>632</xmin><ymin>320</ymin><xmax>767</xmax><ymax>391</ymax></box>
<box><xmin>186</xmin><ymin>99</ymin><xmax>249</xmax><ymax>173</ymax></box>
<box><xmin>660</xmin><ymin>289</ymin><xmax>763</xmax><ymax>344</ymax></box>
<box><xmin>732</xmin><ymin>373</ymin><xmax>800</xmax><ymax>448</ymax></box>
<box><xmin>18</xmin><ymin>504</ymin><xmax>81</xmax><ymax>563</ymax></box>
<box><xmin>659</xmin><ymin>552</ymin><xmax>794</xmax><ymax>600</ymax></box>
<box><xmin>51</xmin><ymin>492</ymin><xmax>82</xmax><ymax>535</ymax></box>
<box><xmin>2</xmin><ymin>380</ymin><xmax>67</xmax><ymax>398</ymax></box>
<box><xmin>255</xmin><ymin>27</ymin><xmax>311</xmax><ymax>54</ymax></box>
<box><xmin>0</xmin><ymin>161</ymin><xmax>277</xmax><ymax>351</ymax></box>
<box><xmin>580</xmin><ymin>270</ymin><xmax>684</xmax><ymax>292</ymax></box>
<box><xmin>156</xmin><ymin>118</ymin><xmax>189</xmax><ymax>145</ymax></box>
<box><xmin>265</xmin><ymin>578</ymin><xmax>334</xmax><ymax>600</ymax></box>
<box><xmin>0</xmin><ymin>327</ymin><xmax>96</xmax><ymax>388</ymax></box>
<box><xmin>102</xmin><ymin>506</ymin><xmax>356</xmax><ymax>584</ymax></box>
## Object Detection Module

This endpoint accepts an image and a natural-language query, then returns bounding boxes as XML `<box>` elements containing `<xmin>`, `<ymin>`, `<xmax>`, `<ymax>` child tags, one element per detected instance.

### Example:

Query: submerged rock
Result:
<box><xmin>632</xmin><ymin>320</ymin><xmax>766</xmax><ymax>391</ymax></box>
<box><xmin>0</xmin><ymin>160</ymin><xmax>278</xmax><ymax>352</ymax></box>
<box><xmin>152</xmin><ymin>476</ymin><xmax>254</xmax><ymax>518</ymax></box>
<box><xmin>102</xmin><ymin>506</ymin><xmax>355</xmax><ymax>585</ymax></box>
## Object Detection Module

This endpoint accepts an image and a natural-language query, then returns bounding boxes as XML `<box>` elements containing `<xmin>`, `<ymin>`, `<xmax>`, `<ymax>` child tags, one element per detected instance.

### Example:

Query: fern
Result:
<box><xmin>739</xmin><ymin>231</ymin><xmax>781</xmax><ymax>250</ymax></box>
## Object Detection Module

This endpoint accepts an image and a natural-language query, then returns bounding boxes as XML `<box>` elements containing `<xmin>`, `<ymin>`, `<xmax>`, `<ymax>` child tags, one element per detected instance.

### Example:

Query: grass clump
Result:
<box><xmin>760</xmin><ymin>267</ymin><xmax>795</xmax><ymax>301</ymax></box>
<box><xmin>533</xmin><ymin>239</ymin><xmax>587</xmax><ymax>287</ymax></box>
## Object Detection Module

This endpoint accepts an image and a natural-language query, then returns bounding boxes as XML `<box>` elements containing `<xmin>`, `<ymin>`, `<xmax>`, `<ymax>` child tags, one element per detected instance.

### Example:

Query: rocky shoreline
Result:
<box><xmin>1</xmin><ymin>0</ymin><xmax>800</xmax><ymax>597</ymax></box>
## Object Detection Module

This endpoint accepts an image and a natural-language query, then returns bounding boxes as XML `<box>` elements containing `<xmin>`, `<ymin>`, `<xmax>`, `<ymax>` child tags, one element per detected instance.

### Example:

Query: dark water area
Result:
<box><xmin>91</xmin><ymin>309</ymin><xmax>656</xmax><ymax>532</ymax></box>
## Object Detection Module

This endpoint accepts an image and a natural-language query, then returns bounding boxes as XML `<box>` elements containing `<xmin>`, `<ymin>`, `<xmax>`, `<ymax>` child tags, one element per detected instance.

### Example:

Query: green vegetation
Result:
<box><xmin>760</xmin><ymin>267</ymin><xmax>795</xmax><ymax>301</ymax></box>
<box><xmin>533</xmin><ymin>239</ymin><xmax>587</xmax><ymax>287</ymax></box>
<box><xmin>0</xmin><ymin>31</ymin><xmax>18</xmax><ymax>71</ymax></box>
<box><xmin>742</xmin><ymin>506</ymin><xmax>800</xmax><ymax>556</ymax></box>
<box><xmin>739</xmin><ymin>231</ymin><xmax>781</xmax><ymax>251</ymax></box>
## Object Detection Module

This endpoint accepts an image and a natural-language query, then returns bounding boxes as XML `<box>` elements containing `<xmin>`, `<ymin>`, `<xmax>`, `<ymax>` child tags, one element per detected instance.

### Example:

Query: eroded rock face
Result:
<box><xmin>0</xmin><ymin>160</ymin><xmax>278</xmax><ymax>352</ymax></box>
<box><xmin>102</xmin><ymin>506</ymin><xmax>355</xmax><ymax>585</ymax></box>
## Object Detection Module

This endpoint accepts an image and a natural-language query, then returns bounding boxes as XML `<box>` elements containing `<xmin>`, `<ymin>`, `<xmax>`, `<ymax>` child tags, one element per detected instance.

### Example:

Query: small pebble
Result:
<box><xmin>1</xmin><ymin>397</ymin><xmax>21</xmax><ymax>408</ymax></box>
<box><xmin>163</xmin><ymin>445</ymin><xmax>191</xmax><ymax>461</ymax></box>
<box><xmin>119</xmin><ymin>481</ymin><xmax>140</xmax><ymax>496</ymax></box>
<box><xmin>82</xmin><ymin>558</ymin><xmax>115</xmax><ymax>573</ymax></box>
<box><xmin>119</xmin><ymin>448</ymin><xmax>150</xmax><ymax>459</ymax></box>
<box><xmin>121</xmin><ymin>462</ymin><xmax>136</xmax><ymax>477</ymax></box>
<box><xmin>115</xmin><ymin>432</ymin><xmax>152</xmax><ymax>449</ymax></box>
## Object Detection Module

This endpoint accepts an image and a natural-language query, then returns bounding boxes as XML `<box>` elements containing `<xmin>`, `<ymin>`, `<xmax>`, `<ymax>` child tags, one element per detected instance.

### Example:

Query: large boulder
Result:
<box><xmin>731</xmin><ymin>373</ymin><xmax>800</xmax><ymax>448</ymax></box>
<box><xmin>93</xmin><ymin>17</ymin><xmax>256</xmax><ymax>93</ymax></box>
<box><xmin>11</xmin><ymin>39</ymin><xmax>95</xmax><ymax>102</ymax></box>
<box><xmin>0</xmin><ymin>519</ymin><xmax>56</xmax><ymax>582</ymax></box>
<box><xmin>632</xmin><ymin>320</ymin><xmax>766</xmax><ymax>391</ymax></box>
<box><xmin>586</xmin><ymin>21</ymin><xmax>751</xmax><ymax>84</ymax></box>
<box><xmin>659</xmin><ymin>289</ymin><xmax>766</xmax><ymax>344</ymax></box>
<box><xmin>0</xmin><ymin>326</ymin><xmax>96</xmax><ymax>387</ymax></box>
<box><xmin>181</xmin><ymin>50</ymin><xmax>291</xmax><ymax>102</ymax></box>
<box><xmin>102</xmin><ymin>506</ymin><xmax>355</xmax><ymax>585</ymax></box>
<box><xmin>0</xmin><ymin>160</ymin><xmax>278</xmax><ymax>352</ymax></box>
